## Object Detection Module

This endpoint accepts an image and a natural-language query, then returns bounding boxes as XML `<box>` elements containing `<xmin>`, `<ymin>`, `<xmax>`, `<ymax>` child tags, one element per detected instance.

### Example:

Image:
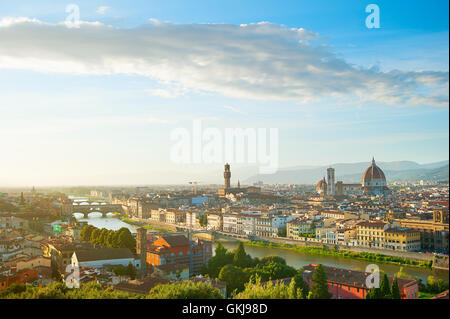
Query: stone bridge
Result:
<box><xmin>71</xmin><ymin>203</ymin><xmax>124</xmax><ymax>218</ymax></box>
<box><xmin>60</xmin><ymin>200</ymin><xmax>124</xmax><ymax>218</ymax></box>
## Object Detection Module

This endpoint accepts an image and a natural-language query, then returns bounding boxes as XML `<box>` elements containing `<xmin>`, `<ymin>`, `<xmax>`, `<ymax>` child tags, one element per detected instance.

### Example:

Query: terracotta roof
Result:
<box><xmin>74</xmin><ymin>248</ymin><xmax>134</xmax><ymax>262</ymax></box>
<box><xmin>302</xmin><ymin>264</ymin><xmax>417</xmax><ymax>289</ymax></box>
<box><xmin>362</xmin><ymin>158</ymin><xmax>386</xmax><ymax>183</ymax></box>
<box><xmin>159</xmin><ymin>235</ymin><xmax>189</xmax><ymax>247</ymax></box>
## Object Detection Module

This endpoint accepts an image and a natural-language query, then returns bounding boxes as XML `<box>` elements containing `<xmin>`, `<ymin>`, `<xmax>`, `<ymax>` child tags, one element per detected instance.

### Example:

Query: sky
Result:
<box><xmin>0</xmin><ymin>0</ymin><xmax>448</xmax><ymax>186</ymax></box>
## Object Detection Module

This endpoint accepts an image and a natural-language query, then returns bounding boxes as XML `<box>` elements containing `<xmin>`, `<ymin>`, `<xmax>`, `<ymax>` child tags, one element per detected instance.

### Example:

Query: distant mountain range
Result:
<box><xmin>244</xmin><ymin>160</ymin><xmax>449</xmax><ymax>185</ymax></box>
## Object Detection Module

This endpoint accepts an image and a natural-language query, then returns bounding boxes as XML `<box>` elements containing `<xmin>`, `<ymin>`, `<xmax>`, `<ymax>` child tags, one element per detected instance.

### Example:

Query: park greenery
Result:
<box><xmin>0</xmin><ymin>282</ymin><xmax>142</xmax><ymax>299</ymax></box>
<box><xmin>244</xmin><ymin>241</ymin><xmax>433</xmax><ymax>269</ymax></box>
<box><xmin>147</xmin><ymin>281</ymin><xmax>224</xmax><ymax>299</ymax></box>
<box><xmin>79</xmin><ymin>225</ymin><xmax>136</xmax><ymax>252</ymax></box>
<box><xmin>0</xmin><ymin>281</ymin><xmax>223</xmax><ymax>299</ymax></box>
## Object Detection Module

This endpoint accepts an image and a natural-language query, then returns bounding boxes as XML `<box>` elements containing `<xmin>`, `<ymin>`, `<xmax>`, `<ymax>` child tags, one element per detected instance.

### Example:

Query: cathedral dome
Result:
<box><xmin>362</xmin><ymin>158</ymin><xmax>387</xmax><ymax>194</ymax></box>
<box><xmin>316</xmin><ymin>177</ymin><xmax>327</xmax><ymax>194</ymax></box>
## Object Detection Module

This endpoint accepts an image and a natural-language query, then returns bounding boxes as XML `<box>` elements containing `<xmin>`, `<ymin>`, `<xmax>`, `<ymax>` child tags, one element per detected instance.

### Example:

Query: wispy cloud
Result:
<box><xmin>96</xmin><ymin>6</ymin><xmax>109</xmax><ymax>15</ymax></box>
<box><xmin>224</xmin><ymin>105</ymin><xmax>247</xmax><ymax>115</ymax></box>
<box><xmin>0</xmin><ymin>18</ymin><xmax>448</xmax><ymax>107</ymax></box>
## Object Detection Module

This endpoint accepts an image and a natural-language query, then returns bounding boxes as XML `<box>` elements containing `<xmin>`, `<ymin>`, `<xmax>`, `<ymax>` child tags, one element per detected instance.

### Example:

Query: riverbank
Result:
<box><xmin>120</xmin><ymin>218</ymin><xmax>172</xmax><ymax>233</ymax></box>
<box><xmin>243</xmin><ymin>240</ymin><xmax>434</xmax><ymax>269</ymax></box>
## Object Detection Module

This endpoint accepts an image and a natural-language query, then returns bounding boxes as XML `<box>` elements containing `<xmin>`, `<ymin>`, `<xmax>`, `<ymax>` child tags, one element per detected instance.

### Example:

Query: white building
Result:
<box><xmin>222</xmin><ymin>213</ymin><xmax>238</xmax><ymax>233</ymax></box>
<box><xmin>71</xmin><ymin>248</ymin><xmax>139</xmax><ymax>269</ymax></box>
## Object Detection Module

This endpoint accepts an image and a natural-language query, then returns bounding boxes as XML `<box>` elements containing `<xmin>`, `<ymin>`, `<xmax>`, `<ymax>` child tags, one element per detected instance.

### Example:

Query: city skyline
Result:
<box><xmin>0</xmin><ymin>0</ymin><xmax>448</xmax><ymax>186</ymax></box>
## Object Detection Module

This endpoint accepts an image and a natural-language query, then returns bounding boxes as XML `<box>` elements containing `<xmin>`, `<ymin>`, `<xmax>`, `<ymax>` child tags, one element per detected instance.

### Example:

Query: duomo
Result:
<box><xmin>316</xmin><ymin>157</ymin><xmax>389</xmax><ymax>197</ymax></box>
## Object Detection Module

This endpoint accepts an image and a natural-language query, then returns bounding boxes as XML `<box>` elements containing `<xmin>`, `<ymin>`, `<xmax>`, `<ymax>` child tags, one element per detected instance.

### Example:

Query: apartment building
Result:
<box><xmin>384</xmin><ymin>228</ymin><xmax>421</xmax><ymax>252</ymax></box>
<box><xmin>206</xmin><ymin>213</ymin><xmax>222</xmax><ymax>231</ymax></box>
<box><xmin>356</xmin><ymin>221</ymin><xmax>388</xmax><ymax>249</ymax></box>
<box><xmin>222</xmin><ymin>213</ymin><xmax>238</xmax><ymax>233</ymax></box>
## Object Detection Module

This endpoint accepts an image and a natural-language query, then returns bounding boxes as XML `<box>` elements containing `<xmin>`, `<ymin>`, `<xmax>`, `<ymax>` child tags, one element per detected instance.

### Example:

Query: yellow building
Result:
<box><xmin>356</xmin><ymin>221</ymin><xmax>388</xmax><ymax>249</ymax></box>
<box><xmin>384</xmin><ymin>228</ymin><xmax>421</xmax><ymax>252</ymax></box>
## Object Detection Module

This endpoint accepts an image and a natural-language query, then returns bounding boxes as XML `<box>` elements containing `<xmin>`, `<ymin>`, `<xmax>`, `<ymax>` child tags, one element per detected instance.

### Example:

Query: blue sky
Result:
<box><xmin>0</xmin><ymin>1</ymin><xmax>448</xmax><ymax>186</ymax></box>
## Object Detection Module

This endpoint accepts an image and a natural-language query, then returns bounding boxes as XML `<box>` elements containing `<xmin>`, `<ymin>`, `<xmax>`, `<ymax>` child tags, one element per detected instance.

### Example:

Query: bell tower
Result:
<box><xmin>224</xmin><ymin>163</ymin><xmax>231</xmax><ymax>189</ymax></box>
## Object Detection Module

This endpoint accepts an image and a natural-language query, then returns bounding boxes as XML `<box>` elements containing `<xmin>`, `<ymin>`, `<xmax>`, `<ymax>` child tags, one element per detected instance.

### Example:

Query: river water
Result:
<box><xmin>216</xmin><ymin>242</ymin><xmax>449</xmax><ymax>284</ymax></box>
<box><xmin>74</xmin><ymin>213</ymin><xmax>139</xmax><ymax>233</ymax></box>
<box><xmin>72</xmin><ymin>213</ymin><xmax>448</xmax><ymax>284</ymax></box>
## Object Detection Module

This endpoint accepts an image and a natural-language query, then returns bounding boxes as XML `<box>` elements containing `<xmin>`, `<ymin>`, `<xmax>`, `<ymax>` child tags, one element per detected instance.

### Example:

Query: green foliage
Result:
<box><xmin>293</xmin><ymin>268</ymin><xmax>309</xmax><ymax>299</ymax></box>
<box><xmin>277</xmin><ymin>228</ymin><xmax>287</xmax><ymax>237</ymax></box>
<box><xmin>391</xmin><ymin>278</ymin><xmax>401</xmax><ymax>299</ymax></box>
<box><xmin>234</xmin><ymin>276</ymin><xmax>299</xmax><ymax>299</ymax></box>
<box><xmin>309</xmin><ymin>264</ymin><xmax>331</xmax><ymax>299</ymax></box>
<box><xmin>380</xmin><ymin>274</ymin><xmax>391</xmax><ymax>298</ymax></box>
<box><xmin>147</xmin><ymin>281</ymin><xmax>223</xmax><ymax>299</ymax></box>
<box><xmin>233</xmin><ymin>242</ymin><xmax>249</xmax><ymax>268</ymax></box>
<box><xmin>365</xmin><ymin>288</ymin><xmax>383</xmax><ymax>299</ymax></box>
<box><xmin>110</xmin><ymin>262</ymin><xmax>137</xmax><ymax>279</ymax></box>
<box><xmin>423</xmin><ymin>275</ymin><xmax>449</xmax><ymax>294</ymax></box>
<box><xmin>79</xmin><ymin>225</ymin><xmax>136</xmax><ymax>252</ymax></box>
<box><xmin>198</xmin><ymin>214</ymin><xmax>208</xmax><ymax>228</ymax></box>
<box><xmin>218</xmin><ymin>265</ymin><xmax>249</xmax><ymax>297</ymax></box>
<box><xmin>0</xmin><ymin>282</ymin><xmax>141</xmax><ymax>299</ymax></box>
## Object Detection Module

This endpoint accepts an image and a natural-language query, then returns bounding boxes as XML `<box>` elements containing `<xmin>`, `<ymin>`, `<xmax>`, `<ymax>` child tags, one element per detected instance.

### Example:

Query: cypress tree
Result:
<box><xmin>309</xmin><ymin>264</ymin><xmax>331</xmax><ymax>299</ymax></box>
<box><xmin>233</xmin><ymin>242</ymin><xmax>248</xmax><ymax>268</ymax></box>
<box><xmin>391</xmin><ymin>278</ymin><xmax>401</xmax><ymax>299</ymax></box>
<box><xmin>380</xmin><ymin>274</ymin><xmax>391</xmax><ymax>298</ymax></box>
<box><xmin>293</xmin><ymin>268</ymin><xmax>309</xmax><ymax>299</ymax></box>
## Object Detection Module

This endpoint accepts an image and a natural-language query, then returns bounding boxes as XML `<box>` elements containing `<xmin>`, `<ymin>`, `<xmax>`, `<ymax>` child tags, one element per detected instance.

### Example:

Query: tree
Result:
<box><xmin>277</xmin><ymin>228</ymin><xmax>287</xmax><ymax>237</ymax></box>
<box><xmin>234</xmin><ymin>276</ymin><xmax>298</xmax><ymax>299</ymax></box>
<box><xmin>293</xmin><ymin>268</ymin><xmax>309</xmax><ymax>299</ymax></box>
<box><xmin>126</xmin><ymin>262</ymin><xmax>137</xmax><ymax>280</ymax></box>
<box><xmin>147</xmin><ymin>281</ymin><xmax>223</xmax><ymax>299</ymax></box>
<box><xmin>233</xmin><ymin>242</ymin><xmax>248</xmax><ymax>268</ymax></box>
<box><xmin>90</xmin><ymin>228</ymin><xmax>100</xmax><ymax>243</ymax></box>
<box><xmin>218</xmin><ymin>265</ymin><xmax>249</xmax><ymax>297</ymax></box>
<box><xmin>391</xmin><ymin>278</ymin><xmax>401</xmax><ymax>299</ymax></box>
<box><xmin>366</xmin><ymin>288</ymin><xmax>383</xmax><ymax>299</ymax></box>
<box><xmin>206</xmin><ymin>243</ymin><xmax>233</xmax><ymax>278</ymax></box>
<box><xmin>309</xmin><ymin>264</ymin><xmax>331</xmax><ymax>299</ymax></box>
<box><xmin>380</xmin><ymin>273</ymin><xmax>391</xmax><ymax>298</ymax></box>
<box><xmin>198</xmin><ymin>214</ymin><xmax>208</xmax><ymax>228</ymax></box>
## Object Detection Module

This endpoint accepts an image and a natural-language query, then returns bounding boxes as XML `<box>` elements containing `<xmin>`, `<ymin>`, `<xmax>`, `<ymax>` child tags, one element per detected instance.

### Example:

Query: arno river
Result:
<box><xmin>75</xmin><ymin>215</ymin><xmax>449</xmax><ymax>284</ymax></box>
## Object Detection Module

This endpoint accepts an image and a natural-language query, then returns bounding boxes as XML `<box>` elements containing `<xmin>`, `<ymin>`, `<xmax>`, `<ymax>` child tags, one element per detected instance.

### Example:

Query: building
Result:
<box><xmin>316</xmin><ymin>177</ymin><xmax>327</xmax><ymax>195</ymax></box>
<box><xmin>146</xmin><ymin>235</ymin><xmax>212</xmax><ymax>275</ymax></box>
<box><xmin>327</xmin><ymin>167</ymin><xmax>335</xmax><ymax>195</ymax></box>
<box><xmin>302</xmin><ymin>264</ymin><xmax>418</xmax><ymax>299</ymax></box>
<box><xmin>362</xmin><ymin>158</ymin><xmax>389</xmax><ymax>196</ymax></box>
<box><xmin>71</xmin><ymin>247</ymin><xmax>138</xmax><ymax>269</ymax></box>
<box><xmin>287</xmin><ymin>218</ymin><xmax>317</xmax><ymax>239</ymax></box>
<box><xmin>0</xmin><ymin>269</ymin><xmax>39</xmax><ymax>291</ymax></box>
<box><xmin>395</xmin><ymin>207</ymin><xmax>449</xmax><ymax>251</ymax></box>
<box><xmin>356</xmin><ymin>221</ymin><xmax>389</xmax><ymax>249</ymax></box>
<box><xmin>222</xmin><ymin>213</ymin><xmax>238</xmax><ymax>233</ymax></box>
<box><xmin>218</xmin><ymin>164</ymin><xmax>261</xmax><ymax>197</ymax></box>
<box><xmin>207</xmin><ymin>213</ymin><xmax>223</xmax><ymax>231</ymax></box>
<box><xmin>384</xmin><ymin>228</ymin><xmax>421</xmax><ymax>252</ymax></box>
<box><xmin>255</xmin><ymin>214</ymin><xmax>273</xmax><ymax>238</ymax></box>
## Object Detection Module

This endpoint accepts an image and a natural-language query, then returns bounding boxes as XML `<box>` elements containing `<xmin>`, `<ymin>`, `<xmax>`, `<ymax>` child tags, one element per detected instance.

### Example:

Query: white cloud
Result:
<box><xmin>96</xmin><ymin>6</ymin><xmax>109</xmax><ymax>15</ymax></box>
<box><xmin>0</xmin><ymin>17</ymin><xmax>448</xmax><ymax>107</ymax></box>
<box><xmin>224</xmin><ymin>105</ymin><xmax>247</xmax><ymax>115</ymax></box>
